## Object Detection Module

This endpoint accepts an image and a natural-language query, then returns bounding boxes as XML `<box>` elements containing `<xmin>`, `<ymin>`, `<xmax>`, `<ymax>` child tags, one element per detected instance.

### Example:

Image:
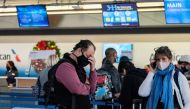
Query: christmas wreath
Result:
<box><xmin>31</xmin><ymin>40</ymin><xmax>61</xmax><ymax>73</ymax></box>
<box><xmin>33</xmin><ymin>40</ymin><xmax>61</xmax><ymax>58</ymax></box>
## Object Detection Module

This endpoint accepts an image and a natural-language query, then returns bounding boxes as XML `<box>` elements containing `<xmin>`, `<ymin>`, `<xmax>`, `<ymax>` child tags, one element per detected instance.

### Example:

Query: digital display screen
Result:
<box><xmin>164</xmin><ymin>0</ymin><xmax>190</xmax><ymax>24</ymax></box>
<box><xmin>16</xmin><ymin>5</ymin><xmax>49</xmax><ymax>27</ymax></box>
<box><xmin>102</xmin><ymin>3</ymin><xmax>139</xmax><ymax>27</ymax></box>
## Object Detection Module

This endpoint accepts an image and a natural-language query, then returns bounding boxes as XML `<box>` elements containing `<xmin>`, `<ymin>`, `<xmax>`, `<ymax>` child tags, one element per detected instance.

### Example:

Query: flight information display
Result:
<box><xmin>102</xmin><ymin>3</ymin><xmax>139</xmax><ymax>27</ymax></box>
<box><xmin>16</xmin><ymin>5</ymin><xmax>49</xmax><ymax>27</ymax></box>
<box><xmin>164</xmin><ymin>0</ymin><xmax>190</xmax><ymax>24</ymax></box>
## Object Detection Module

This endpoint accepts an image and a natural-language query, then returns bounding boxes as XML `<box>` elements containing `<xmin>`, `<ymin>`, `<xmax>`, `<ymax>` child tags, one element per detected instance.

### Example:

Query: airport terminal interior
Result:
<box><xmin>0</xmin><ymin>0</ymin><xmax>190</xmax><ymax>109</ymax></box>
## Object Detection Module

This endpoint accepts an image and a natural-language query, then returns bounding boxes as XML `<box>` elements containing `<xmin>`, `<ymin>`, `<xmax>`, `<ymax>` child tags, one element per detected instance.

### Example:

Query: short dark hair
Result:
<box><xmin>154</xmin><ymin>46</ymin><xmax>172</xmax><ymax>60</ymax></box>
<box><xmin>105</xmin><ymin>48</ymin><xmax>116</xmax><ymax>58</ymax></box>
<box><xmin>118</xmin><ymin>61</ymin><xmax>135</xmax><ymax>74</ymax></box>
<box><xmin>6</xmin><ymin>60</ymin><xmax>18</xmax><ymax>72</ymax></box>
<box><xmin>120</xmin><ymin>56</ymin><xmax>130</xmax><ymax>62</ymax></box>
<box><xmin>73</xmin><ymin>40</ymin><xmax>96</xmax><ymax>51</ymax></box>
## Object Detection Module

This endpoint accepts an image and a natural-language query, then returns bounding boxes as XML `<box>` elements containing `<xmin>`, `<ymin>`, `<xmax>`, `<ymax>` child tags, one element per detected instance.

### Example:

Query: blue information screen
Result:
<box><xmin>16</xmin><ymin>5</ymin><xmax>49</xmax><ymax>27</ymax></box>
<box><xmin>164</xmin><ymin>0</ymin><xmax>190</xmax><ymax>24</ymax></box>
<box><xmin>102</xmin><ymin>3</ymin><xmax>139</xmax><ymax>27</ymax></box>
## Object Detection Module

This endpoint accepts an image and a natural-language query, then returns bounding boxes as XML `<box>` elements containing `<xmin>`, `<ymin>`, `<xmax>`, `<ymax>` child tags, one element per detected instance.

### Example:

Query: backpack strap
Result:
<box><xmin>174</xmin><ymin>68</ymin><xmax>180</xmax><ymax>90</ymax></box>
<box><xmin>48</xmin><ymin>58</ymin><xmax>69</xmax><ymax>79</ymax></box>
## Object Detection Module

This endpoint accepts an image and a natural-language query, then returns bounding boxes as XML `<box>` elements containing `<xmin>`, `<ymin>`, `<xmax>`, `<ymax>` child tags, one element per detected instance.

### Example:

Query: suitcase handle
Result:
<box><xmin>132</xmin><ymin>99</ymin><xmax>143</xmax><ymax>109</ymax></box>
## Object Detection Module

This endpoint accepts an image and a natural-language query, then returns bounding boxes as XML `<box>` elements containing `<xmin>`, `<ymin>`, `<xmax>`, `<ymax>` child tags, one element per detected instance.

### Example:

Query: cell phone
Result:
<box><xmin>150</xmin><ymin>61</ymin><xmax>157</xmax><ymax>69</ymax></box>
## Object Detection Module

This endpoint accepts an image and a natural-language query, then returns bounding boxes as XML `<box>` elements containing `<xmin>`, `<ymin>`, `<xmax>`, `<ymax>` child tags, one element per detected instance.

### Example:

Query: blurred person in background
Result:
<box><xmin>100</xmin><ymin>48</ymin><xmax>121</xmax><ymax>98</ymax></box>
<box><xmin>5</xmin><ymin>60</ymin><xmax>18</xmax><ymax>87</ymax></box>
<box><xmin>176</xmin><ymin>55</ymin><xmax>190</xmax><ymax>78</ymax></box>
<box><xmin>119</xmin><ymin>60</ymin><xmax>147</xmax><ymax>109</ymax></box>
<box><xmin>97</xmin><ymin>48</ymin><xmax>121</xmax><ymax>109</ymax></box>
<box><xmin>118</xmin><ymin>56</ymin><xmax>131</xmax><ymax>83</ymax></box>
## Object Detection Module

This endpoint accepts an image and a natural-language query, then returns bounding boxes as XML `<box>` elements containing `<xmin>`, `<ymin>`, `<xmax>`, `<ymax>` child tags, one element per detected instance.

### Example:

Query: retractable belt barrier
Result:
<box><xmin>0</xmin><ymin>91</ymin><xmax>57</xmax><ymax>109</ymax></box>
<box><xmin>90</xmin><ymin>98</ymin><xmax>122</xmax><ymax>109</ymax></box>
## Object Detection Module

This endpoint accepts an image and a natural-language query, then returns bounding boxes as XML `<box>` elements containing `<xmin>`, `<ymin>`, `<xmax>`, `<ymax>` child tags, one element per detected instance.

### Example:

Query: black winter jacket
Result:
<box><xmin>101</xmin><ymin>60</ymin><xmax>122</xmax><ymax>94</ymax></box>
<box><xmin>119</xmin><ymin>68</ymin><xmax>147</xmax><ymax>109</ymax></box>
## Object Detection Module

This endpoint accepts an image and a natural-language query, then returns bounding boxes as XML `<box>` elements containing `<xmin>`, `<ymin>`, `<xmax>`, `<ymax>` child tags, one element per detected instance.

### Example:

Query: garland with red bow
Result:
<box><xmin>31</xmin><ymin>40</ymin><xmax>61</xmax><ymax>73</ymax></box>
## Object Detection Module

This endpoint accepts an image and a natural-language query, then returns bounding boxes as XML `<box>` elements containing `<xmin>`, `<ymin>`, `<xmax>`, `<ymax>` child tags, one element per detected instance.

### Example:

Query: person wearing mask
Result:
<box><xmin>54</xmin><ymin>40</ymin><xmax>97</xmax><ymax>109</ymax></box>
<box><xmin>101</xmin><ymin>48</ymin><xmax>121</xmax><ymax>98</ymax></box>
<box><xmin>176</xmin><ymin>55</ymin><xmax>190</xmax><ymax>76</ymax></box>
<box><xmin>119</xmin><ymin>61</ymin><xmax>147</xmax><ymax>109</ymax></box>
<box><xmin>5</xmin><ymin>60</ymin><xmax>18</xmax><ymax>87</ymax></box>
<box><xmin>138</xmin><ymin>46</ymin><xmax>190</xmax><ymax>109</ymax></box>
<box><xmin>118</xmin><ymin>56</ymin><xmax>132</xmax><ymax>83</ymax></box>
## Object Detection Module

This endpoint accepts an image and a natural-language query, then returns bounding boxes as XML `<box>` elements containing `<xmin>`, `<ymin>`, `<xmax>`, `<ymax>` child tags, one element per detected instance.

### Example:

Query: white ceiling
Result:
<box><xmin>2</xmin><ymin>0</ymin><xmax>163</xmax><ymax>6</ymax></box>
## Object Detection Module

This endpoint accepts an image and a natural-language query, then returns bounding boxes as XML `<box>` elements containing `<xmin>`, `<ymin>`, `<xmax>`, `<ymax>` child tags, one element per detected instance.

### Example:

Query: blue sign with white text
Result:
<box><xmin>102</xmin><ymin>3</ymin><xmax>139</xmax><ymax>27</ymax></box>
<box><xmin>16</xmin><ymin>5</ymin><xmax>49</xmax><ymax>27</ymax></box>
<box><xmin>164</xmin><ymin>0</ymin><xmax>190</xmax><ymax>24</ymax></box>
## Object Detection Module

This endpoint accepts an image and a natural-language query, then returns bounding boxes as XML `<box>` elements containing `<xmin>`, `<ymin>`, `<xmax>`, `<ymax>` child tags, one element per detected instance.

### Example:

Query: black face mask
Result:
<box><xmin>180</xmin><ymin>66</ymin><xmax>188</xmax><ymax>74</ymax></box>
<box><xmin>77</xmin><ymin>54</ymin><xmax>89</xmax><ymax>67</ymax></box>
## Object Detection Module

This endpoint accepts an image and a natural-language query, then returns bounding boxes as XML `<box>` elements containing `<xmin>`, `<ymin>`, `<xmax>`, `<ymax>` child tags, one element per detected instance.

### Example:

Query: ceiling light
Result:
<box><xmin>0</xmin><ymin>13</ymin><xmax>16</xmax><ymax>16</ymax></box>
<box><xmin>0</xmin><ymin>7</ymin><xmax>16</xmax><ymax>13</ymax></box>
<box><xmin>0</xmin><ymin>1</ymin><xmax>166</xmax><ymax>16</ymax></box>
<box><xmin>138</xmin><ymin>8</ymin><xmax>164</xmax><ymax>12</ymax></box>
<box><xmin>137</xmin><ymin>2</ymin><xmax>164</xmax><ymax>7</ymax></box>
<box><xmin>48</xmin><ymin>10</ymin><xmax>102</xmax><ymax>14</ymax></box>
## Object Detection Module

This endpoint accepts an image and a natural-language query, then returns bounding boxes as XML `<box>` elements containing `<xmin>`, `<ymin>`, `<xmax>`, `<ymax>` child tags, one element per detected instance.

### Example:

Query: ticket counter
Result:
<box><xmin>15</xmin><ymin>77</ymin><xmax>37</xmax><ymax>88</ymax></box>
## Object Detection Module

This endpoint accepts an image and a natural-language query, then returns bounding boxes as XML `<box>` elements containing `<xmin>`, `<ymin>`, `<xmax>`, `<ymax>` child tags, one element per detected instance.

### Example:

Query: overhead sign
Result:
<box><xmin>102</xmin><ymin>3</ymin><xmax>139</xmax><ymax>27</ymax></box>
<box><xmin>164</xmin><ymin>0</ymin><xmax>190</xmax><ymax>24</ymax></box>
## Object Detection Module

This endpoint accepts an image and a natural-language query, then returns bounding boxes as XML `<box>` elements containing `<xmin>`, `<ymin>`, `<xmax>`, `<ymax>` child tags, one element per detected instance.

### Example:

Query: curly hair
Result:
<box><xmin>73</xmin><ymin>40</ymin><xmax>96</xmax><ymax>51</ymax></box>
<box><xmin>154</xmin><ymin>46</ymin><xmax>172</xmax><ymax>60</ymax></box>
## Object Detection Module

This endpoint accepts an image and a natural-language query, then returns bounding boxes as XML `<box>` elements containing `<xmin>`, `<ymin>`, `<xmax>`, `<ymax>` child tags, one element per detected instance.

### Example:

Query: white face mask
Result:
<box><xmin>158</xmin><ymin>61</ymin><xmax>170</xmax><ymax>70</ymax></box>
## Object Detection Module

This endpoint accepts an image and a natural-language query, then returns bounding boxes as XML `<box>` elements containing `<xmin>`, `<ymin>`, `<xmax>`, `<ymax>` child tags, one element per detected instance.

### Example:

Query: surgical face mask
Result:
<box><xmin>77</xmin><ymin>53</ymin><xmax>89</xmax><ymax>68</ymax></box>
<box><xmin>157</xmin><ymin>61</ymin><xmax>170</xmax><ymax>70</ymax></box>
<box><xmin>113</xmin><ymin>56</ymin><xmax>119</xmax><ymax>63</ymax></box>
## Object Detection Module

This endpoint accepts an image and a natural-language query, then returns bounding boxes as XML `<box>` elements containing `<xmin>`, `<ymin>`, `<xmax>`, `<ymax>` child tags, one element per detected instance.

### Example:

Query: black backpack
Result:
<box><xmin>43</xmin><ymin>59</ymin><xmax>69</xmax><ymax>105</ymax></box>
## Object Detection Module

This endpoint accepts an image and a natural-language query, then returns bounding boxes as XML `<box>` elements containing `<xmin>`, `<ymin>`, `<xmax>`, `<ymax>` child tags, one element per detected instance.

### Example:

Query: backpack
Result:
<box><xmin>94</xmin><ymin>68</ymin><xmax>113</xmax><ymax>100</ymax></box>
<box><xmin>43</xmin><ymin>59</ymin><xmax>68</xmax><ymax>105</ymax></box>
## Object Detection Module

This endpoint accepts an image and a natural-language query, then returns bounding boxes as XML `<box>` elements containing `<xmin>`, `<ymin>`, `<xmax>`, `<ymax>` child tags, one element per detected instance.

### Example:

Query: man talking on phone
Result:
<box><xmin>54</xmin><ymin>40</ymin><xmax>97</xmax><ymax>109</ymax></box>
